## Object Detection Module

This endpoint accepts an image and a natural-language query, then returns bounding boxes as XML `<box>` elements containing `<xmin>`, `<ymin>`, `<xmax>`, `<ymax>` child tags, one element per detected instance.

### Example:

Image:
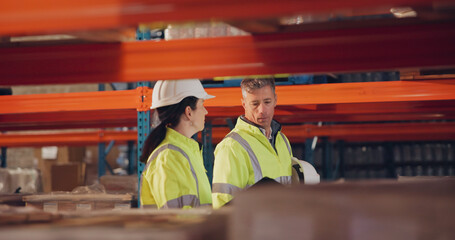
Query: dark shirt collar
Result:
<box><xmin>240</xmin><ymin>116</ymin><xmax>282</xmax><ymax>140</ymax></box>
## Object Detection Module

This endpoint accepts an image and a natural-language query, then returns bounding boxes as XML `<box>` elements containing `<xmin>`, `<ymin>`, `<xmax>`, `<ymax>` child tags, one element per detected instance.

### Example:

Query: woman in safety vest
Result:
<box><xmin>140</xmin><ymin>79</ymin><xmax>214</xmax><ymax>209</ymax></box>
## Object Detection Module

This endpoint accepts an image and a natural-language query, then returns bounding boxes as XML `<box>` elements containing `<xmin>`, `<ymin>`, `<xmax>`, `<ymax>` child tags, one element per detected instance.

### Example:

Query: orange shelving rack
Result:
<box><xmin>1</xmin><ymin>0</ymin><xmax>455</xmax><ymax>183</ymax></box>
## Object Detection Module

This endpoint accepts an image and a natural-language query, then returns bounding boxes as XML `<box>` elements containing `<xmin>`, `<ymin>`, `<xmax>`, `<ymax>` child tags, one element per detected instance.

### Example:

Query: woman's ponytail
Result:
<box><xmin>139</xmin><ymin>121</ymin><xmax>167</xmax><ymax>163</ymax></box>
<box><xmin>139</xmin><ymin>96</ymin><xmax>198</xmax><ymax>164</ymax></box>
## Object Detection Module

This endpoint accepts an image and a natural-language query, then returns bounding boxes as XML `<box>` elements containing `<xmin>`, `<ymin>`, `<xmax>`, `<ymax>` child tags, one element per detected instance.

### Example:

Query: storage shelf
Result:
<box><xmin>1</xmin><ymin>80</ymin><xmax>455</xmax><ymax>132</ymax></box>
<box><xmin>2</xmin><ymin>1</ymin><xmax>455</xmax><ymax>182</ymax></box>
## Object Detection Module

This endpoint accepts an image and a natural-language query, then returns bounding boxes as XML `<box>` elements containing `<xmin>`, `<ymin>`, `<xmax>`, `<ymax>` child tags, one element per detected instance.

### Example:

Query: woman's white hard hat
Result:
<box><xmin>151</xmin><ymin>79</ymin><xmax>215</xmax><ymax>109</ymax></box>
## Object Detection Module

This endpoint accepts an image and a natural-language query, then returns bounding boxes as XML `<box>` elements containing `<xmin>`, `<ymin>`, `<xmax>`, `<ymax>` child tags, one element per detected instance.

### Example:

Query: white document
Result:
<box><xmin>41</xmin><ymin>146</ymin><xmax>58</xmax><ymax>159</ymax></box>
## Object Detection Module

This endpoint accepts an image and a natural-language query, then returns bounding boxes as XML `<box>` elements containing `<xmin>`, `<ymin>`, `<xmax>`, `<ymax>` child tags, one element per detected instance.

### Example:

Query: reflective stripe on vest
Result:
<box><xmin>275</xmin><ymin>176</ymin><xmax>292</xmax><ymax>184</ymax></box>
<box><xmin>226</xmin><ymin>132</ymin><xmax>263</xmax><ymax>182</ymax></box>
<box><xmin>140</xmin><ymin>144</ymin><xmax>200</xmax><ymax>208</ymax></box>
<box><xmin>143</xmin><ymin>196</ymin><xmax>213</xmax><ymax>209</ymax></box>
<box><xmin>162</xmin><ymin>194</ymin><xmax>200</xmax><ymax>209</ymax></box>
<box><xmin>212</xmin><ymin>182</ymin><xmax>243</xmax><ymax>195</ymax></box>
<box><xmin>280</xmin><ymin>132</ymin><xmax>292</xmax><ymax>156</ymax></box>
<box><xmin>225</xmin><ymin>131</ymin><xmax>291</xmax><ymax>185</ymax></box>
<box><xmin>142</xmin><ymin>204</ymin><xmax>157</xmax><ymax>209</ymax></box>
<box><xmin>278</xmin><ymin>132</ymin><xmax>292</xmax><ymax>184</ymax></box>
<box><xmin>275</xmin><ymin>132</ymin><xmax>292</xmax><ymax>184</ymax></box>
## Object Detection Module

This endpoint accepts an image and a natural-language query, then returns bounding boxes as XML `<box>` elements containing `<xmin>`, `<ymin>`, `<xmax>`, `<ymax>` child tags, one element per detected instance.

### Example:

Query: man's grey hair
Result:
<box><xmin>240</xmin><ymin>77</ymin><xmax>276</xmax><ymax>99</ymax></box>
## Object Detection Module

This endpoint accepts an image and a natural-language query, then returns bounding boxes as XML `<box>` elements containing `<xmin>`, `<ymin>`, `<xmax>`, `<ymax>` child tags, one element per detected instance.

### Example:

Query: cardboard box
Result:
<box><xmin>51</xmin><ymin>163</ymin><xmax>84</xmax><ymax>192</ymax></box>
<box><xmin>100</xmin><ymin>175</ymin><xmax>137</xmax><ymax>194</ymax></box>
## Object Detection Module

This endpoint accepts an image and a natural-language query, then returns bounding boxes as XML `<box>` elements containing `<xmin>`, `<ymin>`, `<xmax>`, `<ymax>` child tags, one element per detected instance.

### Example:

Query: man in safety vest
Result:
<box><xmin>212</xmin><ymin>77</ymin><xmax>293</xmax><ymax>209</ymax></box>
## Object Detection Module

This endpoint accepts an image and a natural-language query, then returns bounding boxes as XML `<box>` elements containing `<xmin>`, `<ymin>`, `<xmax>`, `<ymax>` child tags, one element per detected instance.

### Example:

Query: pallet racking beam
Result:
<box><xmin>1</xmin><ymin>22</ymin><xmax>455</xmax><ymax>86</ymax></box>
<box><xmin>2</xmin><ymin>102</ymin><xmax>454</xmax><ymax>132</ymax></box>
<box><xmin>204</xmin><ymin>80</ymin><xmax>455</xmax><ymax>107</ymax></box>
<box><xmin>1</xmin><ymin>122</ymin><xmax>454</xmax><ymax>147</ymax></box>
<box><xmin>1</xmin><ymin>80</ymin><xmax>455</xmax><ymax>131</ymax></box>
<box><xmin>1</xmin><ymin>80</ymin><xmax>454</xmax><ymax>115</ymax></box>
<box><xmin>0</xmin><ymin>0</ymin><xmax>439</xmax><ymax>35</ymax></box>
<box><xmin>210</xmin><ymin>122</ymin><xmax>455</xmax><ymax>143</ymax></box>
<box><xmin>0</xmin><ymin>110</ymin><xmax>137</xmax><ymax>131</ymax></box>
<box><xmin>0</xmin><ymin>130</ymin><xmax>136</xmax><ymax>147</ymax></box>
<box><xmin>0</xmin><ymin>89</ymin><xmax>142</xmax><ymax>114</ymax></box>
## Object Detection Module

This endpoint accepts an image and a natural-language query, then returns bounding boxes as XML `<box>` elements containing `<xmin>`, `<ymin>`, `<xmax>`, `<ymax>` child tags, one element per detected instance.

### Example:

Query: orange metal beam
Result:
<box><xmin>1</xmin><ymin>21</ymin><xmax>455</xmax><ymax>86</ymax></box>
<box><xmin>2</xmin><ymin>100</ymin><xmax>455</xmax><ymax>131</ymax></box>
<box><xmin>0</xmin><ymin>88</ymin><xmax>143</xmax><ymax>114</ymax></box>
<box><xmin>0</xmin><ymin>130</ymin><xmax>137</xmax><ymax>147</ymax></box>
<box><xmin>1</xmin><ymin>80</ymin><xmax>454</xmax><ymax>115</ymax></box>
<box><xmin>0</xmin><ymin>110</ymin><xmax>137</xmax><ymax>131</ymax></box>
<box><xmin>204</xmin><ymin>80</ymin><xmax>455</xmax><ymax>107</ymax></box>
<box><xmin>0</xmin><ymin>0</ymin><xmax>438</xmax><ymax>35</ymax></box>
<box><xmin>273</xmin><ymin>112</ymin><xmax>455</xmax><ymax>124</ymax></box>
<box><xmin>211</xmin><ymin>122</ymin><xmax>455</xmax><ymax>143</ymax></box>
<box><xmin>291</xmin><ymin>122</ymin><xmax>455</xmax><ymax>139</ymax></box>
<box><xmin>209</xmin><ymin>101</ymin><xmax>455</xmax><ymax>124</ymax></box>
<box><xmin>2</xmin><ymin>122</ymin><xmax>453</xmax><ymax>147</ymax></box>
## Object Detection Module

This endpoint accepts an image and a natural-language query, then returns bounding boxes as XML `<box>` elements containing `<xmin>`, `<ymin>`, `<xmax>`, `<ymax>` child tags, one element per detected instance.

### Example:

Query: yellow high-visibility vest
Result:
<box><xmin>140</xmin><ymin>127</ymin><xmax>212</xmax><ymax>209</ymax></box>
<box><xmin>212</xmin><ymin>117</ymin><xmax>293</xmax><ymax>209</ymax></box>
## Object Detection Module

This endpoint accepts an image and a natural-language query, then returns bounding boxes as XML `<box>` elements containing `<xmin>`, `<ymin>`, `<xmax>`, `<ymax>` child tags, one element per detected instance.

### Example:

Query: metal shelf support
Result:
<box><xmin>305</xmin><ymin>138</ymin><xmax>315</xmax><ymax>166</ymax></box>
<box><xmin>384</xmin><ymin>142</ymin><xmax>398</xmax><ymax>178</ymax></box>
<box><xmin>332</xmin><ymin>140</ymin><xmax>344</xmax><ymax>179</ymax></box>
<box><xmin>202</xmin><ymin>121</ymin><xmax>214</xmax><ymax>184</ymax></box>
<box><xmin>128</xmin><ymin>141</ymin><xmax>135</xmax><ymax>175</ymax></box>
<box><xmin>98</xmin><ymin>142</ymin><xmax>106</xmax><ymax>177</ymax></box>
<box><xmin>322</xmin><ymin>137</ymin><xmax>334</xmax><ymax>180</ymax></box>
<box><xmin>336</xmin><ymin>140</ymin><xmax>346</xmax><ymax>179</ymax></box>
<box><xmin>1</xmin><ymin>147</ymin><xmax>6</xmax><ymax>168</ymax></box>
<box><xmin>225</xmin><ymin>118</ymin><xmax>235</xmax><ymax>130</ymax></box>
<box><xmin>98</xmin><ymin>140</ymin><xmax>116</xmax><ymax>178</ymax></box>
<box><xmin>136</xmin><ymin>81</ymin><xmax>151</xmax><ymax>207</ymax></box>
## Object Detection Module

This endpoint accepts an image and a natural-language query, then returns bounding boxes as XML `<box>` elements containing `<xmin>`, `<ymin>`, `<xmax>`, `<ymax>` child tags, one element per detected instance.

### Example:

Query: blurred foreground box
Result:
<box><xmin>0</xmin><ymin>208</ymin><xmax>228</xmax><ymax>240</ymax></box>
<box><xmin>231</xmin><ymin>178</ymin><xmax>455</xmax><ymax>240</ymax></box>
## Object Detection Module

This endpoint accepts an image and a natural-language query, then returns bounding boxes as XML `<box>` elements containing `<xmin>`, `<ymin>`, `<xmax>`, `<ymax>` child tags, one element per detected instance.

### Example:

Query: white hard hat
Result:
<box><xmin>151</xmin><ymin>79</ymin><xmax>215</xmax><ymax>109</ymax></box>
<box><xmin>291</xmin><ymin>157</ymin><xmax>320</xmax><ymax>185</ymax></box>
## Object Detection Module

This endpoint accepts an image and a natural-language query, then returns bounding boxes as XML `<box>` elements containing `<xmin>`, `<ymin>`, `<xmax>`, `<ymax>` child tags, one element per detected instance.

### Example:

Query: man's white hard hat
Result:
<box><xmin>151</xmin><ymin>79</ymin><xmax>215</xmax><ymax>109</ymax></box>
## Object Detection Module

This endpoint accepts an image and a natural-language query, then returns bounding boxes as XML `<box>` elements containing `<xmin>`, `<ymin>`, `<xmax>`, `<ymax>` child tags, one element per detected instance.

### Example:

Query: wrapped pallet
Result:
<box><xmin>23</xmin><ymin>193</ymin><xmax>132</xmax><ymax>212</ymax></box>
<box><xmin>0</xmin><ymin>168</ymin><xmax>41</xmax><ymax>194</ymax></box>
<box><xmin>0</xmin><ymin>168</ymin><xmax>9</xmax><ymax>193</ymax></box>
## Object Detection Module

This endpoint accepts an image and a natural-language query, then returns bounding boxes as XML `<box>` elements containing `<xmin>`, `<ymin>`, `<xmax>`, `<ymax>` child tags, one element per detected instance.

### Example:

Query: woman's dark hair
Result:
<box><xmin>140</xmin><ymin>96</ymin><xmax>199</xmax><ymax>163</ymax></box>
